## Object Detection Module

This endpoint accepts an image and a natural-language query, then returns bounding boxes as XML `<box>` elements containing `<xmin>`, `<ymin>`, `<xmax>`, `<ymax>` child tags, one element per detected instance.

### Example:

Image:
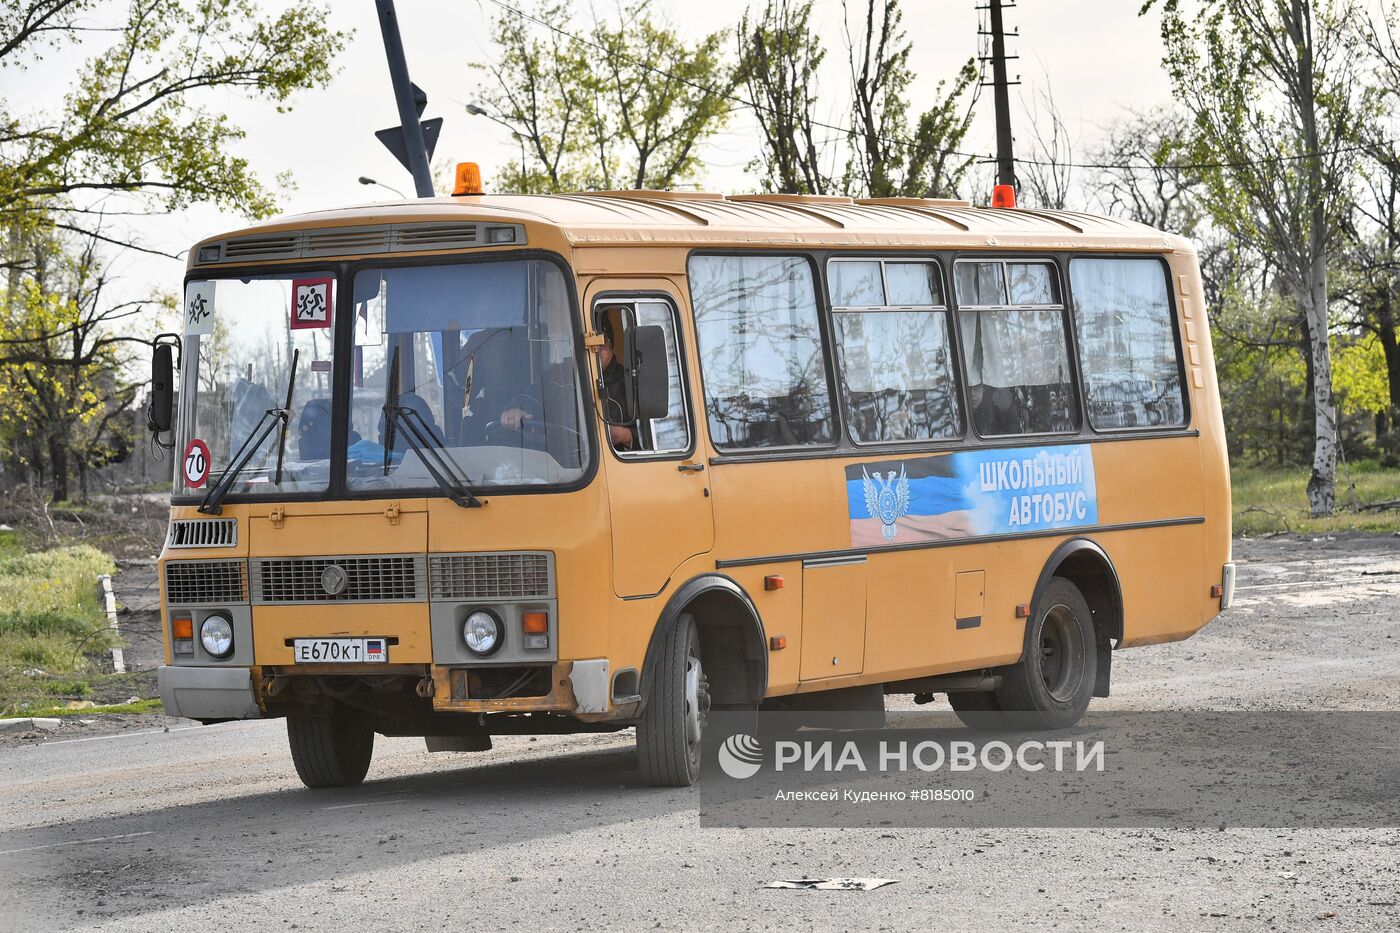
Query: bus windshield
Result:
<box><xmin>345</xmin><ymin>259</ymin><xmax>589</xmax><ymax>491</ymax></box>
<box><xmin>175</xmin><ymin>258</ymin><xmax>590</xmax><ymax>499</ymax></box>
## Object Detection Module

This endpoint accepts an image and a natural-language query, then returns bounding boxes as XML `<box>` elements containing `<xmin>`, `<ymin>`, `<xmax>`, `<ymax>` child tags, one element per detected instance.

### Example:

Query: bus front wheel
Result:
<box><xmin>287</xmin><ymin>714</ymin><xmax>375</xmax><ymax>788</ymax></box>
<box><xmin>996</xmin><ymin>577</ymin><xmax>1097</xmax><ymax>730</ymax></box>
<box><xmin>636</xmin><ymin>612</ymin><xmax>709</xmax><ymax>787</ymax></box>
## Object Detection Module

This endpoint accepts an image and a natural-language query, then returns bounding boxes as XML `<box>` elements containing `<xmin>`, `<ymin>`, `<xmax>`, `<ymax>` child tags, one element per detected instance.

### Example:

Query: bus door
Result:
<box><xmin>589</xmin><ymin>288</ymin><xmax>713</xmax><ymax>598</ymax></box>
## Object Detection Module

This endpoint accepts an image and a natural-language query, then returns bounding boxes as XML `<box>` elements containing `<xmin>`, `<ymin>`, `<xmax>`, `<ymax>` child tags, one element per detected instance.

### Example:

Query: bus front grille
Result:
<box><xmin>429</xmin><ymin>552</ymin><xmax>554</xmax><ymax>600</ymax></box>
<box><xmin>165</xmin><ymin>559</ymin><xmax>248</xmax><ymax>605</ymax></box>
<box><xmin>251</xmin><ymin>555</ymin><xmax>426</xmax><ymax>604</ymax></box>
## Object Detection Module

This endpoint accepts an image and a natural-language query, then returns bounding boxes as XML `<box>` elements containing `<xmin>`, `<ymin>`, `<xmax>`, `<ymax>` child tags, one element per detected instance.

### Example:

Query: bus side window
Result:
<box><xmin>955</xmin><ymin>260</ymin><xmax>1079</xmax><ymax>436</ymax></box>
<box><xmin>1068</xmin><ymin>258</ymin><xmax>1187</xmax><ymax>430</ymax></box>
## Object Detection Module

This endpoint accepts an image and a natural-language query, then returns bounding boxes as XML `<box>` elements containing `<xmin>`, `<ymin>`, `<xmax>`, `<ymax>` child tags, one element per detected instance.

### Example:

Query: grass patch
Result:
<box><xmin>22</xmin><ymin>698</ymin><xmax>164</xmax><ymax>718</ymax></box>
<box><xmin>0</xmin><ymin>544</ymin><xmax>117</xmax><ymax>714</ymax></box>
<box><xmin>1233</xmin><ymin>461</ymin><xmax>1400</xmax><ymax>535</ymax></box>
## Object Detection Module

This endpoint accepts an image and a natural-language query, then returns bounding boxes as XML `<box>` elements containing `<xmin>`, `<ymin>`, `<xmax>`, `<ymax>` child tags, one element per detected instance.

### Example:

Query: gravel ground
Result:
<box><xmin>0</xmin><ymin>534</ymin><xmax>1397</xmax><ymax>932</ymax></box>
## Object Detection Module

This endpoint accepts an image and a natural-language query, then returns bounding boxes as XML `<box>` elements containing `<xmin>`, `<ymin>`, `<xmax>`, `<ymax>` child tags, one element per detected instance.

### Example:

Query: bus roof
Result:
<box><xmin>189</xmin><ymin>191</ymin><xmax>1193</xmax><ymax>269</ymax></box>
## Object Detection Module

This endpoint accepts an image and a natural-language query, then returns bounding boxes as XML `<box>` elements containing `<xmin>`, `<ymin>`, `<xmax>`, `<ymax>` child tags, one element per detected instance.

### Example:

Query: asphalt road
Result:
<box><xmin>2</xmin><ymin>535</ymin><xmax>1399</xmax><ymax>931</ymax></box>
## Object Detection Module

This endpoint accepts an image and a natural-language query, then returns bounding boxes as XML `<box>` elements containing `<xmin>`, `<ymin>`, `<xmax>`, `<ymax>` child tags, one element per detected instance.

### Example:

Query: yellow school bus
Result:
<box><xmin>152</xmin><ymin>182</ymin><xmax>1234</xmax><ymax>788</ymax></box>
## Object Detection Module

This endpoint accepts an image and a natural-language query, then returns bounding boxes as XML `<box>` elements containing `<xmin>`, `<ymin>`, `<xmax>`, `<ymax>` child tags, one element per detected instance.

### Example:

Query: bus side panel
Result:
<box><xmin>1173</xmin><ymin>249</ymin><xmax>1234</xmax><ymax>631</ymax></box>
<box><xmin>1092</xmin><ymin>435</ymin><xmax>1206</xmax><ymax>646</ymax></box>
<box><xmin>428</xmin><ymin>484</ymin><xmax>614</xmax><ymax>665</ymax></box>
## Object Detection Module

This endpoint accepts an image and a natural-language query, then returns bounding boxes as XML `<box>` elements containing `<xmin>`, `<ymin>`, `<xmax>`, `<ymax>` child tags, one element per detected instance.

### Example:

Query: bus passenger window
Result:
<box><xmin>956</xmin><ymin>260</ymin><xmax>1078</xmax><ymax>436</ymax></box>
<box><xmin>829</xmin><ymin>258</ymin><xmax>962</xmax><ymax>444</ymax></box>
<box><xmin>1069</xmin><ymin>258</ymin><xmax>1186</xmax><ymax>429</ymax></box>
<box><xmin>688</xmin><ymin>255</ymin><xmax>834</xmax><ymax>450</ymax></box>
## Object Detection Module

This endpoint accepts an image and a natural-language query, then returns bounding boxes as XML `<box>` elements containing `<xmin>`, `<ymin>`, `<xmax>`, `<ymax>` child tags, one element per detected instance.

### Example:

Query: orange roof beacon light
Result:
<box><xmin>453</xmin><ymin>162</ymin><xmax>484</xmax><ymax>196</ymax></box>
<box><xmin>991</xmin><ymin>184</ymin><xmax>1017</xmax><ymax>209</ymax></box>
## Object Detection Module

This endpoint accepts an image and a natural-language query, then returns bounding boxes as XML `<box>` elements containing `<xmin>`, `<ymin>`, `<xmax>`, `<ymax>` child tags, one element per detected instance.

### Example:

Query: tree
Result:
<box><xmin>472</xmin><ymin>0</ymin><xmax>732</xmax><ymax>193</ymax></box>
<box><xmin>841</xmin><ymin>0</ymin><xmax>978</xmax><ymax>199</ymax></box>
<box><xmin>735</xmin><ymin>0</ymin><xmax>835</xmax><ymax>194</ymax></box>
<box><xmin>1018</xmin><ymin>80</ymin><xmax>1075</xmax><ymax>210</ymax></box>
<box><xmin>0</xmin><ymin>228</ymin><xmax>157</xmax><ymax>501</ymax></box>
<box><xmin>589</xmin><ymin>7</ymin><xmax>733</xmax><ymax>190</ymax></box>
<box><xmin>0</xmin><ymin>0</ymin><xmax>347</xmax><ymax>500</ymax></box>
<box><xmin>0</xmin><ymin>0</ymin><xmax>349</xmax><ymax>253</ymax></box>
<box><xmin>468</xmin><ymin>1</ymin><xmax>591</xmax><ymax>193</ymax></box>
<box><xmin>1146</xmin><ymin>0</ymin><xmax>1375</xmax><ymax>516</ymax></box>
<box><xmin>1087</xmin><ymin>107</ymin><xmax>1203</xmax><ymax>234</ymax></box>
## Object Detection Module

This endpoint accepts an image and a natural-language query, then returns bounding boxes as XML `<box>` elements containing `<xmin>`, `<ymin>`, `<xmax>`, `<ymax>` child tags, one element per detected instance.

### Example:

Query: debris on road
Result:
<box><xmin>763</xmin><ymin>879</ymin><xmax>897</xmax><ymax>891</ymax></box>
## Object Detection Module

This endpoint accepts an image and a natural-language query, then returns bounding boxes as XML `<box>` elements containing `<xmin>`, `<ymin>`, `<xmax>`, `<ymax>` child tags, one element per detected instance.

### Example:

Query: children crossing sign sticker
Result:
<box><xmin>182</xmin><ymin>439</ymin><xmax>211</xmax><ymax>488</ymax></box>
<box><xmin>291</xmin><ymin>277</ymin><xmax>333</xmax><ymax>330</ymax></box>
<box><xmin>184</xmin><ymin>281</ymin><xmax>216</xmax><ymax>335</ymax></box>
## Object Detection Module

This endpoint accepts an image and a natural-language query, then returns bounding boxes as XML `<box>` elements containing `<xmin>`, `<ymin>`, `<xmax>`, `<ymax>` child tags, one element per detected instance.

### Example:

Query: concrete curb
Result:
<box><xmin>97</xmin><ymin>574</ymin><xmax>125</xmax><ymax>674</ymax></box>
<box><xmin>0</xmin><ymin>717</ymin><xmax>61</xmax><ymax>734</ymax></box>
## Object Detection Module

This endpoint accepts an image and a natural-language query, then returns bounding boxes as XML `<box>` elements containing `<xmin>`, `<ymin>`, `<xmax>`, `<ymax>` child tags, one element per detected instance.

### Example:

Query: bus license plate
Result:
<box><xmin>292</xmin><ymin>638</ymin><xmax>388</xmax><ymax>664</ymax></box>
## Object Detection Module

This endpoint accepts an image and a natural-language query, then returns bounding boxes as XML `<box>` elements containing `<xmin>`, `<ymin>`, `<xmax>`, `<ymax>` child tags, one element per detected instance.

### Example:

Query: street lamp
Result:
<box><xmin>463</xmin><ymin>102</ymin><xmax>529</xmax><ymax>189</ymax></box>
<box><xmin>357</xmin><ymin>175</ymin><xmax>406</xmax><ymax>198</ymax></box>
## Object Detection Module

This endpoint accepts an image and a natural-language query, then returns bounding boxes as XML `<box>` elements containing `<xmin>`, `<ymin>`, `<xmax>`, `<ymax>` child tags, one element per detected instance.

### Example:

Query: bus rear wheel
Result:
<box><xmin>995</xmin><ymin>577</ymin><xmax>1097</xmax><ymax>730</ymax></box>
<box><xmin>636</xmin><ymin>612</ymin><xmax>709</xmax><ymax>787</ymax></box>
<box><xmin>287</xmin><ymin>714</ymin><xmax>375</xmax><ymax>788</ymax></box>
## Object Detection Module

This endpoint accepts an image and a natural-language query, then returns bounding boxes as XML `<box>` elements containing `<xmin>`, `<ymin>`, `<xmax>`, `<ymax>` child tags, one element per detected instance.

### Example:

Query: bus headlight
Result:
<box><xmin>463</xmin><ymin>610</ymin><xmax>502</xmax><ymax>656</ymax></box>
<box><xmin>200</xmin><ymin>614</ymin><xmax>234</xmax><ymax>659</ymax></box>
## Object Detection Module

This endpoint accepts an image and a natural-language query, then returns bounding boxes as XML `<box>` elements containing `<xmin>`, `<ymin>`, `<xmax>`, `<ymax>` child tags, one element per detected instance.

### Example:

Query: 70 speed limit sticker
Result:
<box><xmin>182</xmin><ymin>439</ymin><xmax>211</xmax><ymax>488</ymax></box>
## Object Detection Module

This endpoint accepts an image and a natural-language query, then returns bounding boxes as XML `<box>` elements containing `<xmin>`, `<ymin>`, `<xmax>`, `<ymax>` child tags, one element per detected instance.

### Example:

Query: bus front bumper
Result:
<box><xmin>158</xmin><ymin>665</ymin><xmax>261</xmax><ymax>720</ymax></box>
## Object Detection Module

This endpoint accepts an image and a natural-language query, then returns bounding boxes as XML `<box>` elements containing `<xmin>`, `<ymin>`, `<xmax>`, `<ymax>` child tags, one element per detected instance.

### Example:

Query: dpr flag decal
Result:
<box><xmin>846</xmin><ymin>445</ymin><xmax>1098</xmax><ymax>548</ymax></box>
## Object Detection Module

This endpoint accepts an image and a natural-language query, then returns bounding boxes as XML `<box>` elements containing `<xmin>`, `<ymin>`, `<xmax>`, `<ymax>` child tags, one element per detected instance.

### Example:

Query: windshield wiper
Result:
<box><xmin>382</xmin><ymin>346</ymin><xmax>482</xmax><ymax>509</ymax></box>
<box><xmin>198</xmin><ymin>349</ymin><xmax>299</xmax><ymax>515</ymax></box>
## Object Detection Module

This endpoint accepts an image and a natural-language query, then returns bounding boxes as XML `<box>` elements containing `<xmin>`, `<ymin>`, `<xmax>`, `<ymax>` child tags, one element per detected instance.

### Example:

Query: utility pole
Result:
<box><xmin>979</xmin><ymin>0</ymin><xmax>1020</xmax><ymax>190</ymax></box>
<box><xmin>375</xmin><ymin>0</ymin><xmax>436</xmax><ymax>198</ymax></box>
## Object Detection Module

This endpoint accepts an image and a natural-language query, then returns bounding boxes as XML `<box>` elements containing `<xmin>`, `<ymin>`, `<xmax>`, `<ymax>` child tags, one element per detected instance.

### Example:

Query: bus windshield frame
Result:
<box><xmin>172</xmin><ymin>251</ymin><xmax>596</xmax><ymax>505</ymax></box>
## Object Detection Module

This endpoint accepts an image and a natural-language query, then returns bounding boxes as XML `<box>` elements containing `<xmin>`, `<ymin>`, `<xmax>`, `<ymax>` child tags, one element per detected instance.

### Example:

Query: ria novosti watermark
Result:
<box><xmin>699</xmin><ymin>711</ymin><xmax>1400</xmax><ymax>829</ymax></box>
<box><xmin>720</xmin><ymin>732</ymin><xmax>1105</xmax><ymax>779</ymax></box>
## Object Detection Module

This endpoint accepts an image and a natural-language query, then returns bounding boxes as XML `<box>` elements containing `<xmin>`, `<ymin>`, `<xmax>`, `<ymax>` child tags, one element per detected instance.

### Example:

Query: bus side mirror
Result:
<box><xmin>148</xmin><ymin>342</ymin><xmax>175</xmax><ymax>435</ymax></box>
<box><xmin>630</xmin><ymin>325</ymin><xmax>669</xmax><ymax>421</ymax></box>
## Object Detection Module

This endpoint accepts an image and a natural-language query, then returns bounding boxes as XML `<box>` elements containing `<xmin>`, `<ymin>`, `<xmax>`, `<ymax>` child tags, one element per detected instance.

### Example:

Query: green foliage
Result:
<box><xmin>473</xmin><ymin>0</ymin><xmax>732</xmax><ymax>193</ymax></box>
<box><xmin>736</xmin><ymin>0</ymin><xmax>831</xmax><ymax>194</ymax></box>
<box><xmin>0</xmin><ymin>0</ymin><xmax>350</xmax><ymax>228</ymax></box>
<box><xmin>1232</xmin><ymin>460</ymin><xmax>1400</xmax><ymax>534</ymax></box>
<box><xmin>1333</xmin><ymin>335</ymin><xmax>1390</xmax><ymax>415</ymax></box>
<box><xmin>0</xmin><ymin>542</ymin><xmax>116</xmax><ymax>716</ymax></box>
<box><xmin>841</xmin><ymin>0</ymin><xmax>978</xmax><ymax>199</ymax></box>
<box><xmin>1147</xmin><ymin>0</ymin><xmax>1380</xmax><ymax>515</ymax></box>
<box><xmin>28</xmin><ymin>698</ymin><xmax>163</xmax><ymax>717</ymax></box>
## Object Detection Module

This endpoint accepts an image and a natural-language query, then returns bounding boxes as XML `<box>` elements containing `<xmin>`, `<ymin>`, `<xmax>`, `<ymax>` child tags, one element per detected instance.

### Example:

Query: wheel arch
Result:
<box><xmin>640</xmin><ymin>574</ymin><xmax>767</xmax><ymax>711</ymax></box>
<box><xmin>1031</xmin><ymin>537</ymin><xmax>1124</xmax><ymax>697</ymax></box>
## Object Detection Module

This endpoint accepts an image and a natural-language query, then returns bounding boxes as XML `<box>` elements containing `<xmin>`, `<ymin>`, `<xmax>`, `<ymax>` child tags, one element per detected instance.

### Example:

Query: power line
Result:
<box><xmin>477</xmin><ymin>0</ymin><xmax>1371</xmax><ymax>176</ymax></box>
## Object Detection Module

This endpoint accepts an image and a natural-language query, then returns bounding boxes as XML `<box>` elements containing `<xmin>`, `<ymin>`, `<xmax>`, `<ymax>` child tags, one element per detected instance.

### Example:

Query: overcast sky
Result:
<box><xmin>4</xmin><ymin>0</ymin><xmax>1175</xmax><ymax>298</ymax></box>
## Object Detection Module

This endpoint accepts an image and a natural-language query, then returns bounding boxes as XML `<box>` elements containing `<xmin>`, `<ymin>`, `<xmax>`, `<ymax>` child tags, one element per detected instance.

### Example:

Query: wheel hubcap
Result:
<box><xmin>683</xmin><ymin>656</ymin><xmax>709</xmax><ymax>747</ymax></box>
<box><xmin>1039</xmin><ymin>604</ymin><xmax>1084</xmax><ymax>702</ymax></box>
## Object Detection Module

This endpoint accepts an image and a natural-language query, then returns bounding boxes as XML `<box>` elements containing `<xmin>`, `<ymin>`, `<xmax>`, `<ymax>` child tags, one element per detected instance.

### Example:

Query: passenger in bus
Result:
<box><xmin>593</xmin><ymin>317</ymin><xmax>635</xmax><ymax>451</ymax></box>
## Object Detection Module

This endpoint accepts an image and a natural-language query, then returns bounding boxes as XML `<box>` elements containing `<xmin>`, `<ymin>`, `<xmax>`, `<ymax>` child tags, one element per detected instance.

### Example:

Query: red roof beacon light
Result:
<box><xmin>991</xmin><ymin>184</ymin><xmax>1017</xmax><ymax>209</ymax></box>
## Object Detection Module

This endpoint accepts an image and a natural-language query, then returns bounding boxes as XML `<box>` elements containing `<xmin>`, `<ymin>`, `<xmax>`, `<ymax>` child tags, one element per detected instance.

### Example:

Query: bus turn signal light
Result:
<box><xmin>1015</xmin><ymin>603</ymin><xmax>1030</xmax><ymax>619</ymax></box>
<box><xmin>522</xmin><ymin>611</ymin><xmax>548</xmax><ymax>634</ymax></box>
<box><xmin>764</xmin><ymin>574</ymin><xmax>784</xmax><ymax>591</ymax></box>
<box><xmin>991</xmin><ymin>184</ymin><xmax>1016</xmax><ymax>208</ymax></box>
<box><xmin>172</xmin><ymin>616</ymin><xmax>193</xmax><ymax>639</ymax></box>
<box><xmin>453</xmin><ymin>162</ymin><xmax>484</xmax><ymax>196</ymax></box>
<box><xmin>769</xmin><ymin>635</ymin><xmax>787</xmax><ymax>651</ymax></box>
<box><xmin>1210</xmin><ymin>584</ymin><xmax>1224</xmax><ymax>598</ymax></box>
